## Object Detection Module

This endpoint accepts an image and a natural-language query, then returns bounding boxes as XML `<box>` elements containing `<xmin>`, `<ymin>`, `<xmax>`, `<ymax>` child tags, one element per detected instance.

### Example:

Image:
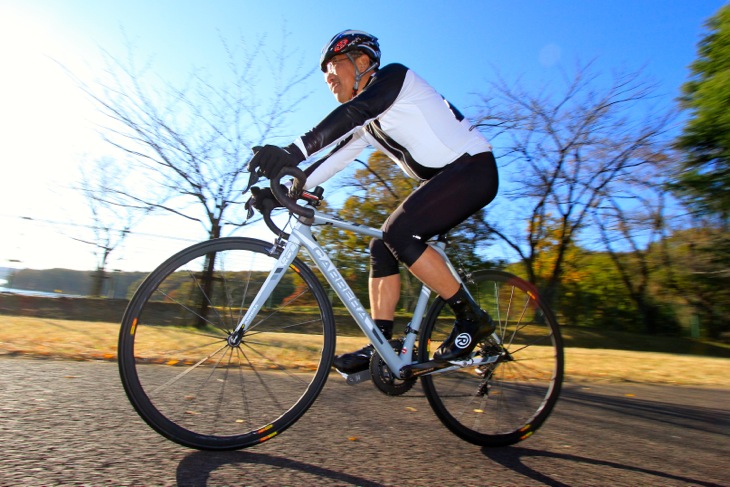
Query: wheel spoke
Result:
<box><xmin>118</xmin><ymin>237</ymin><xmax>335</xmax><ymax>450</ymax></box>
<box><xmin>150</xmin><ymin>342</ymin><xmax>230</xmax><ymax>395</ymax></box>
<box><xmin>419</xmin><ymin>269</ymin><xmax>563</xmax><ymax>447</ymax></box>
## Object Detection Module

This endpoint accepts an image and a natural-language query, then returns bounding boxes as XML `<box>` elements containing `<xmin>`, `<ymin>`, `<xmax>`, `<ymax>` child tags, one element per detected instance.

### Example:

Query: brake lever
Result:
<box><xmin>243</xmin><ymin>146</ymin><xmax>264</xmax><ymax>194</ymax></box>
<box><xmin>244</xmin><ymin>170</ymin><xmax>261</xmax><ymax>194</ymax></box>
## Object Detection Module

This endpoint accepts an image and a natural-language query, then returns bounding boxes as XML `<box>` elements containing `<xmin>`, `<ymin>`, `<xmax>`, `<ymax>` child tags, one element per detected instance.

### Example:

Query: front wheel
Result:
<box><xmin>118</xmin><ymin>237</ymin><xmax>336</xmax><ymax>450</ymax></box>
<box><xmin>419</xmin><ymin>270</ymin><xmax>564</xmax><ymax>447</ymax></box>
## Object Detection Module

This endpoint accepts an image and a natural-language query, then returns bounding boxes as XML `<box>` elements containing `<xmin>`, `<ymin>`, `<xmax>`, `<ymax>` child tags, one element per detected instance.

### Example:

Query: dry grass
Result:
<box><xmin>2</xmin><ymin>316</ymin><xmax>728</xmax><ymax>388</ymax></box>
<box><xmin>1</xmin><ymin>316</ymin><xmax>119</xmax><ymax>361</ymax></box>
<box><xmin>563</xmin><ymin>348</ymin><xmax>730</xmax><ymax>387</ymax></box>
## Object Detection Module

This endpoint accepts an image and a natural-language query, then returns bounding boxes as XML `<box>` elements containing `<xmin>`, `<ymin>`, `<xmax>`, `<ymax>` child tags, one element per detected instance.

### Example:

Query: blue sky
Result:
<box><xmin>0</xmin><ymin>0</ymin><xmax>726</xmax><ymax>272</ymax></box>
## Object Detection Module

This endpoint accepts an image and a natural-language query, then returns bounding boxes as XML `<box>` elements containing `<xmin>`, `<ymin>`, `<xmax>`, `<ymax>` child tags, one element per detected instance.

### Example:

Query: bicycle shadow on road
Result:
<box><xmin>175</xmin><ymin>450</ymin><xmax>383</xmax><ymax>487</ymax></box>
<box><xmin>559</xmin><ymin>385</ymin><xmax>726</xmax><ymax>435</ymax></box>
<box><xmin>481</xmin><ymin>446</ymin><xmax>724</xmax><ymax>487</ymax></box>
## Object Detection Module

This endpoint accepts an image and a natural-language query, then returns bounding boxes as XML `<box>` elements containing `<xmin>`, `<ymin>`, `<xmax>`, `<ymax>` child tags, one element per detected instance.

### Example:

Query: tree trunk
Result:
<box><xmin>89</xmin><ymin>267</ymin><xmax>107</xmax><ymax>298</ymax></box>
<box><xmin>195</xmin><ymin>222</ymin><xmax>222</xmax><ymax>328</ymax></box>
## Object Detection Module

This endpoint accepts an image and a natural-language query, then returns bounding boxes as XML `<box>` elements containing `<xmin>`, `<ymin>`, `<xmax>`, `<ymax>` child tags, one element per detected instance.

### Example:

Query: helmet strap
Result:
<box><xmin>346</xmin><ymin>52</ymin><xmax>377</xmax><ymax>100</ymax></box>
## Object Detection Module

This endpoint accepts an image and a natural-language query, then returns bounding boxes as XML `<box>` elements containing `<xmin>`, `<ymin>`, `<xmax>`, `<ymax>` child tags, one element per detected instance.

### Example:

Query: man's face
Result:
<box><xmin>324</xmin><ymin>54</ymin><xmax>358</xmax><ymax>103</ymax></box>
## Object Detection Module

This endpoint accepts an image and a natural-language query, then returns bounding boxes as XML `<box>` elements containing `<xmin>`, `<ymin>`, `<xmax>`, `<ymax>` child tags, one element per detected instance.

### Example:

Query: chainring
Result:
<box><xmin>369</xmin><ymin>339</ymin><xmax>417</xmax><ymax>396</ymax></box>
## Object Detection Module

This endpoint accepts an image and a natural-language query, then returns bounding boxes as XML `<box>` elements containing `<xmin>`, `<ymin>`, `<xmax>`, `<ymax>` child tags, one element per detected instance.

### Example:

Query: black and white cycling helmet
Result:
<box><xmin>319</xmin><ymin>29</ymin><xmax>381</xmax><ymax>73</ymax></box>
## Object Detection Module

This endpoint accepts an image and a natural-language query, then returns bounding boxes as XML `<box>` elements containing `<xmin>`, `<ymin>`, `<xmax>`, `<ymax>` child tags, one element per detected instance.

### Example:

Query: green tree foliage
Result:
<box><xmin>651</xmin><ymin>227</ymin><xmax>730</xmax><ymax>339</ymax></box>
<box><xmin>674</xmin><ymin>5</ymin><xmax>730</xmax><ymax>223</ymax></box>
<box><xmin>514</xmin><ymin>242</ymin><xmax>681</xmax><ymax>335</ymax></box>
<box><xmin>508</xmin><ymin>217</ymin><xmax>658</xmax><ymax>333</ymax></box>
<box><xmin>546</xmin><ymin>251</ymin><xmax>637</xmax><ymax>331</ymax></box>
<box><xmin>592</xmin><ymin>187</ymin><xmax>682</xmax><ymax>335</ymax></box>
<box><xmin>670</xmin><ymin>5</ymin><xmax>730</xmax><ymax>338</ymax></box>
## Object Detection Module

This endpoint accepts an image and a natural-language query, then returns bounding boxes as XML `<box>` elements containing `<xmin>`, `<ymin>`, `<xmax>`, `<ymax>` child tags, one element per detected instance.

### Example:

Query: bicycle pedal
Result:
<box><xmin>337</xmin><ymin>369</ymin><xmax>371</xmax><ymax>385</ymax></box>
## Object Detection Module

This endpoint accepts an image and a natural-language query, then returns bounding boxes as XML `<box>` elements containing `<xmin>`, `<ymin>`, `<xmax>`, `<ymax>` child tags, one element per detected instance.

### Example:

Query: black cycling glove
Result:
<box><xmin>247</xmin><ymin>144</ymin><xmax>305</xmax><ymax>179</ymax></box>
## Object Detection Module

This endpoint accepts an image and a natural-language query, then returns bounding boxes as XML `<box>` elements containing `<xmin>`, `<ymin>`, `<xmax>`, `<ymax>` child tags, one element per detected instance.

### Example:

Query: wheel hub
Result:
<box><xmin>227</xmin><ymin>329</ymin><xmax>244</xmax><ymax>347</ymax></box>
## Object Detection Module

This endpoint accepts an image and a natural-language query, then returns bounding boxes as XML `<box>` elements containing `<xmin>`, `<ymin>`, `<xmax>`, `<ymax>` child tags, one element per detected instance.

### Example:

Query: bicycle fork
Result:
<box><xmin>229</xmin><ymin>238</ymin><xmax>300</xmax><ymax>340</ymax></box>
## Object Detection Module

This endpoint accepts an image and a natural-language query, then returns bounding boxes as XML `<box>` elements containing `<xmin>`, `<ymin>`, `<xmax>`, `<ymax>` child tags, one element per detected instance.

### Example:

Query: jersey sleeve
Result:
<box><xmin>303</xmin><ymin>132</ymin><xmax>370</xmax><ymax>189</ymax></box>
<box><xmin>292</xmin><ymin>64</ymin><xmax>409</xmax><ymax>160</ymax></box>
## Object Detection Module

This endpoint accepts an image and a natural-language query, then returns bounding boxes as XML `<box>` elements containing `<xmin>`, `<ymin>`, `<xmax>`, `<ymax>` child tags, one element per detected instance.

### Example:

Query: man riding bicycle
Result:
<box><xmin>248</xmin><ymin>29</ymin><xmax>499</xmax><ymax>374</ymax></box>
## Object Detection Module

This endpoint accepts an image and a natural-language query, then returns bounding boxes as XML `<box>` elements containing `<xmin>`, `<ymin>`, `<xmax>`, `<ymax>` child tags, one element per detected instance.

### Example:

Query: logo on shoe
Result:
<box><xmin>455</xmin><ymin>333</ymin><xmax>472</xmax><ymax>349</ymax></box>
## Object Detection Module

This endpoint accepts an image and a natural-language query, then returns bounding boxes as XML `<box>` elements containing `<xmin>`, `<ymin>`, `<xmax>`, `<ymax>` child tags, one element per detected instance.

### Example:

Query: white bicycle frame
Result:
<box><xmin>233</xmin><ymin>208</ymin><xmax>494</xmax><ymax>379</ymax></box>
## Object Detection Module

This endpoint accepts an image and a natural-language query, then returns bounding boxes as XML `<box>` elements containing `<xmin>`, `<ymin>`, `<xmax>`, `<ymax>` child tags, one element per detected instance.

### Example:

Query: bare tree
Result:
<box><xmin>72</xmin><ymin>32</ymin><xmax>313</xmax><ymax>241</ymax></box>
<box><xmin>475</xmin><ymin>62</ymin><xmax>677</xmax><ymax>303</ymax></box>
<box><xmin>592</xmin><ymin>169</ymin><xmax>680</xmax><ymax>333</ymax></box>
<box><xmin>68</xmin><ymin>32</ymin><xmax>313</xmax><ymax>322</ymax></box>
<box><xmin>75</xmin><ymin>156</ymin><xmax>147</xmax><ymax>297</ymax></box>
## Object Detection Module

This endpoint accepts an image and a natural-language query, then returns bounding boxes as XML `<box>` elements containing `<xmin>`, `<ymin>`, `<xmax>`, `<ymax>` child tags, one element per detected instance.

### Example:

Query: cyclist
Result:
<box><xmin>248</xmin><ymin>29</ymin><xmax>499</xmax><ymax>373</ymax></box>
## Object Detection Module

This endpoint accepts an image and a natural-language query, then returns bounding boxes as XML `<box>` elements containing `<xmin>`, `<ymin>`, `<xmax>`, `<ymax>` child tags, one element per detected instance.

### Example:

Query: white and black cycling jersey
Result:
<box><xmin>292</xmin><ymin>63</ymin><xmax>492</xmax><ymax>189</ymax></box>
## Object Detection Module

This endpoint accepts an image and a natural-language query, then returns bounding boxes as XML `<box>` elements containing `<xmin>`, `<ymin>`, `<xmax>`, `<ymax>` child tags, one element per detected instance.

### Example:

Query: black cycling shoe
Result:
<box><xmin>433</xmin><ymin>311</ymin><xmax>495</xmax><ymax>362</ymax></box>
<box><xmin>433</xmin><ymin>285</ymin><xmax>496</xmax><ymax>362</ymax></box>
<box><xmin>333</xmin><ymin>345</ymin><xmax>374</xmax><ymax>374</ymax></box>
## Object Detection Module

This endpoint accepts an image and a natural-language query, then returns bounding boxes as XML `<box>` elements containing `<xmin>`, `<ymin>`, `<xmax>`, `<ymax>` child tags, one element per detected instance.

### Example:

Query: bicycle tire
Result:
<box><xmin>419</xmin><ymin>269</ymin><xmax>563</xmax><ymax>447</ymax></box>
<box><xmin>118</xmin><ymin>237</ymin><xmax>336</xmax><ymax>450</ymax></box>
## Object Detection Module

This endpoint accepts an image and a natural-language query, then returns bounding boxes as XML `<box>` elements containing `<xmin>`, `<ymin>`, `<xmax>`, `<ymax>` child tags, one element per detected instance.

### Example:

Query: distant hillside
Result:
<box><xmin>3</xmin><ymin>268</ymin><xmax>147</xmax><ymax>298</ymax></box>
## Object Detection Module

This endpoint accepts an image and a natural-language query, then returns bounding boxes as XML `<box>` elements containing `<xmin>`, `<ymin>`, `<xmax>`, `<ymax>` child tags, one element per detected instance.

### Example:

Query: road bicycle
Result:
<box><xmin>118</xmin><ymin>167</ymin><xmax>564</xmax><ymax>451</ymax></box>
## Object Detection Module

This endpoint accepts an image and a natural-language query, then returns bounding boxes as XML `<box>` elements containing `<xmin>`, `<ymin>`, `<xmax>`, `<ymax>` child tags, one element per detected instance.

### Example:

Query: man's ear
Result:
<box><xmin>357</xmin><ymin>54</ymin><xmax>371</xmax><ymax>71</ymax></box>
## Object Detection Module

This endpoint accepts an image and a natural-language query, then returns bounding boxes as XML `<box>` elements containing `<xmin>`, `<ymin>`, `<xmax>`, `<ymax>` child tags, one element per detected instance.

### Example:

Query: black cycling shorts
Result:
<box><xmin>370</xmin><ymin>151</ymin><xmax>498</xmax><ymax>278</ymax></box>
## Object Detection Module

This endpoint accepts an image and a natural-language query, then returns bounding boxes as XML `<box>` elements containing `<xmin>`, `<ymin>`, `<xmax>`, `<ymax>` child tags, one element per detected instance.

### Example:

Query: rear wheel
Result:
<box><xmin>419</xmin><ymin>270</ymin><xmax>563</xmax><ymax>446</ymax></box>
<box><xmin>118</xmin><ymin>237</ymin><xmax>335</xmax><ymax>450</ymax></box>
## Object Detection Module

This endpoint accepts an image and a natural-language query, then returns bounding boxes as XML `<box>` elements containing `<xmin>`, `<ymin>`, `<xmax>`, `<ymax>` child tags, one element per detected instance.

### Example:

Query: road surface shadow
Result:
<box><xmin>482</xmin><ymin>445</ymin><xmax>724</xmax><ymax>487</ymax></box>
<box><xmin>559</xmin><ymin>385</ymin><xmax>728</xmax><ymax>435</ymax></box>
<box><xmin>480</xmin><ymin>384</ymin><xmax>727</xmax><ymax>486</ymax></box>
<box><xmin>176</xmin><ymin>450</ymin><xmax>383</xmax><ymax>487</ymax></box>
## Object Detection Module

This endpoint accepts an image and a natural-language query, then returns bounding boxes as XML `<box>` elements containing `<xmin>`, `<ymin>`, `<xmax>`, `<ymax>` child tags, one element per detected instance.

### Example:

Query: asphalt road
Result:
<box><xmin>1</xmin><ymin>356</ymin><xmax>728</xmax><ymax>486</ymax></box>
